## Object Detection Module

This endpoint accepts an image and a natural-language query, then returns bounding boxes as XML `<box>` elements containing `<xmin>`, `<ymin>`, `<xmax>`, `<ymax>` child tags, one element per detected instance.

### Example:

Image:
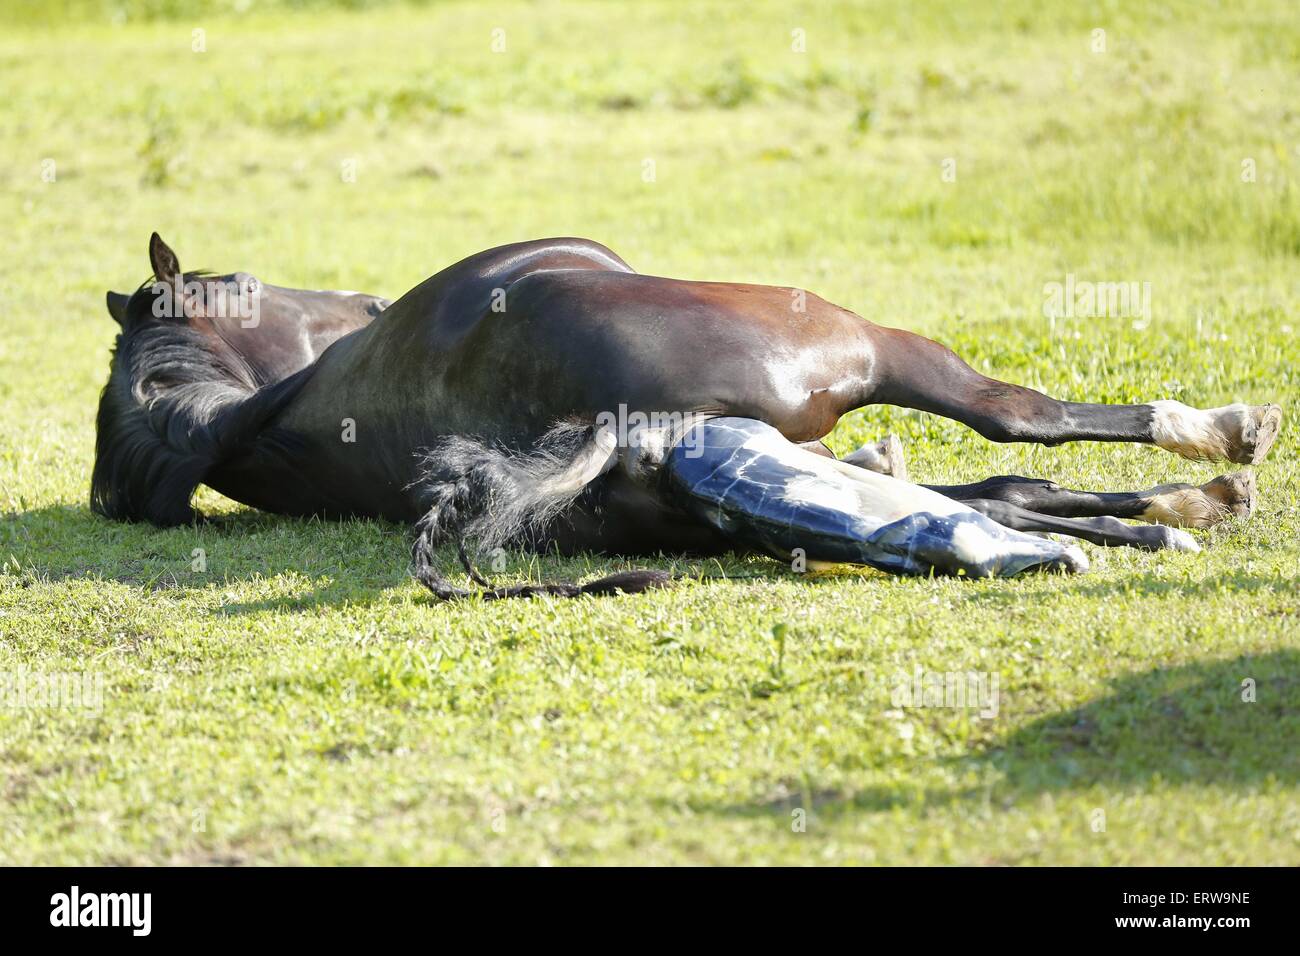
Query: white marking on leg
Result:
<box><xmin>1149</xmin><ymin>401</ymin><xmax>1282</xmax><ymax>462</ymax></box>
<box><xmin>1149</xmin><ymin>400</ymin><xmax>1238</xmax><ymax>460</ymax></box>
<box><xmin>1140</xmin><ymin>485</ymin><xmax>1222</xmax><ymax>528</ymax></box>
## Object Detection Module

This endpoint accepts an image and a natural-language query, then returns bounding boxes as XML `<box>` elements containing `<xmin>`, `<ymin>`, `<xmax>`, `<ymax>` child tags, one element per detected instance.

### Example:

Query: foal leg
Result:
<box><xmin>867</xmin><ymin>327</ymin><xmax>1283</xmax><ymax>464</ymax></box>
<box><xmin>925</xmin><ymin>471</ymin><xmax>1256</xmax><ymax>529</ymax></box>
<box><xmin>960</xmin><ymin>499</ymin><xmax>1199</xmax><ymax>553</ymax></box>
<box><xmin>665</xmin><ymin>418</ymin><xmax>1087</xmax><ymax>578</ymax></box>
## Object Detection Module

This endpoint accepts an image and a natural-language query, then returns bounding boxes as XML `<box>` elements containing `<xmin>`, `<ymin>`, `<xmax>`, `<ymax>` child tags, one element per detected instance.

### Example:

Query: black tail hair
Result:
<box><xmin>409</xmin><ymin>422</ymin><xmax>673</xmax><ymax>601</ymax></box>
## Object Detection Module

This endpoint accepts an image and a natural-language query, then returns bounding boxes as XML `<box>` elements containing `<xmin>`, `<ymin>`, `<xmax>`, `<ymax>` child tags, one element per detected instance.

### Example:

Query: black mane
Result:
<box><xmin>90</xmin><ymin>275</ymin><xmax>309</xmax><ymax>525</ymax></box>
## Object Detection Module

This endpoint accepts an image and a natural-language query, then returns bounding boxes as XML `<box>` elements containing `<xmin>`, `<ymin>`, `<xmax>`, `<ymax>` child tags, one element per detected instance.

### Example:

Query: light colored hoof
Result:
<box><xmin>1162</xmin><ymin>528</ymin><xmax>1201</xmax><ymax>553</ymax></box>
<box><xmin>1234</xmin><ymin>404</ymin><xmax>1283</xmax><ymax>465</ymax></box>
<box><xmin>843</xmin><ymin>434</ymin><xmax>908</xmax><ymax>481</ymax></box>
<box><xmin>1056</xmin><ymin>545</ymin><xmax>1090</xmax><ymax>574</ymax></box>
<box><xmin>881</xmin><ymin>433</ymin><xmax>908</xmax><ymax>483</ymax></box>
<box><xmin>1027</xmin><ymin>544</ymin><xmax>1088</xmax><ymax>575</ymax></box>
<box><xmin>1151</xmin><ymin>401</ymin><xmax>1283</xmax><ymax>464</ymax></box>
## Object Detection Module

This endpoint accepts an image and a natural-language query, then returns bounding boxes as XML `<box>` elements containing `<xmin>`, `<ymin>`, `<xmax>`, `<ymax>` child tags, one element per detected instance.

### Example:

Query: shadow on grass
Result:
<box><xmin>691</xmin><ymin>649</ymin><xmax>1300</xmax><ymax>820</ymax></box>
<box><xmin>8</xmin><ymin>506</ymin><xmax>1285</xmax><ymax>617</ymax></box>
<box><xmin>0</xmin><ymin>504</ymin><xmax>412</xmax><ymax>609</ymax></box>
<box><xmin>0</xmin><ymin>504</ymin><xmax>791</xmax><ymax>615</ymax></box>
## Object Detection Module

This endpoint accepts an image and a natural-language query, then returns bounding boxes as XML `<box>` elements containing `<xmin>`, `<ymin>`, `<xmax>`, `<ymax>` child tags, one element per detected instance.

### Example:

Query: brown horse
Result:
<box><xmin>95</xmin><ymin>234</ymin><xmax>1276</xmax><ymax>596</ymax></box>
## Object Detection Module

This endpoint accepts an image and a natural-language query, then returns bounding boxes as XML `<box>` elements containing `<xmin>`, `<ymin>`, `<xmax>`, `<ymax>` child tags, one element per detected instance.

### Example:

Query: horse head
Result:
<box><xmin>105</xmin><ymin>232</ymin><xmax>388</xmax><ymax>386</ymax></box>
<box><xmin>93</xmin><ymin>233</ymin><xmax>390</xmax><ymax>525</ymax></box>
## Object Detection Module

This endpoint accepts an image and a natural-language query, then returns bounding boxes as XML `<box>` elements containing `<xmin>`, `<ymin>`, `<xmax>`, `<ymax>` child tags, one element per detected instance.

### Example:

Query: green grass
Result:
<box><xmin>1</xmin><ymin>0</ymin><xmax>1299</xmax><ymax>864</ymax></box>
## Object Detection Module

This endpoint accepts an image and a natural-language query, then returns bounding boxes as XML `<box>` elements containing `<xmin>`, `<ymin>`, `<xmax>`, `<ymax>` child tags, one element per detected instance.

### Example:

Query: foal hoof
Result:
<box><xmin>1031</xmin><ymin>544</ymin><xmax>1089</xmax><ymax>575</ymax></box>
<box><xmin>1061</xmin><ymin>544</ymin><xmax>1089</xmax><ymax>573</ymax></box>
<box><xmin>843</xmin><ymin>434</ymin><xmax>908</xmax><ymax>482</ymax></box>
<box><xmin>1155</xmin><ymin>526</ymin><xmax>1201</xmax><ymax>553</ymax></box>
<box><xmin>882</xmin><ymin>433</ymin><xmax>908</xmax><ymax>483</ymax></box>
<box><xmin>1230</xmin><ymin>404</ymin><xmax>1283</xmax><ymax>465</ymax></box>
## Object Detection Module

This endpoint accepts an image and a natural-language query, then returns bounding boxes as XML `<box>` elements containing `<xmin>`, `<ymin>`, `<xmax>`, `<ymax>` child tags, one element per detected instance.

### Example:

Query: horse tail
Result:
<box><xmin>409</xmin><ymin>422</ymin><xmax>673</xmax><ymax>601</ymax></box>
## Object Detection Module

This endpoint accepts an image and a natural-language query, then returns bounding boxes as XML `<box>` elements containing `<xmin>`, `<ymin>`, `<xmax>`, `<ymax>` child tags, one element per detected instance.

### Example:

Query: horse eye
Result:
<box><xmin>244</xmin><ymin>276</ymin><xmax>261</xmax><ymax>295</ymax></box>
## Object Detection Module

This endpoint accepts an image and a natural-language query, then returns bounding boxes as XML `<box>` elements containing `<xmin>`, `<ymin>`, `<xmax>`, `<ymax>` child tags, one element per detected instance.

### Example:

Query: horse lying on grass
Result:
<box><xmin>95</xmin><ymin>234</ymin><xmax>1279</xmax><ymax>598</ymax></box>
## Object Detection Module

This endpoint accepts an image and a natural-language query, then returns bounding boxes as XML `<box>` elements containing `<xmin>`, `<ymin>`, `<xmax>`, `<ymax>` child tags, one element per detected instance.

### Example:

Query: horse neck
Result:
<box><xmin>212</xmin><ymin>287</ymin><xmax>385</xmax><ymax>387</ymax></box>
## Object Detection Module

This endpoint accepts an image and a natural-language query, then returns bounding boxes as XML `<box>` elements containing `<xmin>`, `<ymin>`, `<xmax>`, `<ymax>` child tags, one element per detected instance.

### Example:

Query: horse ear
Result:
<box><xmin>148</xmin><ymin>232</ymin><xmax>181</xmax><ymax>281</ymax></box>
<box><xmin>105</xmin><ymin>290</ymin><xmax>130</xmax><ymax>326</ymax></box>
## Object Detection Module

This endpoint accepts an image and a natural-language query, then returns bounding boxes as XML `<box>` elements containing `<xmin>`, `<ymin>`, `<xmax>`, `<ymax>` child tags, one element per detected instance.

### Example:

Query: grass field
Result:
<box><xmin>1</xmin><ymin>0</ymin><xmax>1298</xmax><ymax>864</ymax></box>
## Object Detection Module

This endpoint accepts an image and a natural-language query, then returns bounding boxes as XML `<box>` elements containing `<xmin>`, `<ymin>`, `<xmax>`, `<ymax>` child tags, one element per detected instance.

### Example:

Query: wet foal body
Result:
<box><xmin>97</xmin><ymin>235</ymin><xmax>1277</xmax><ymax>585</ymax></box>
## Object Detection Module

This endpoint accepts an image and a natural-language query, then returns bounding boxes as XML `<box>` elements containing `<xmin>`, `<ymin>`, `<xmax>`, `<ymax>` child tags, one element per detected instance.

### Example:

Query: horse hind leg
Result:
<box><xmin>866</xmin><ymin>326</ymin><xmax>1283</xmax><ymax>464</ymax></box>
<box><xmin>663</xmin><ymin>417</ymin><xmax>1087</xmax><ymax>578</ymax></box>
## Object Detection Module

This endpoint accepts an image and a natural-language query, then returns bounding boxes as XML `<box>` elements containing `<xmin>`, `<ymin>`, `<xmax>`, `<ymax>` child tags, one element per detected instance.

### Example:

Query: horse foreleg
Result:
<box><xmin>866</xmin><ymin>327</ymin><xmax>1282</xmax><ymax>464</ymax></box>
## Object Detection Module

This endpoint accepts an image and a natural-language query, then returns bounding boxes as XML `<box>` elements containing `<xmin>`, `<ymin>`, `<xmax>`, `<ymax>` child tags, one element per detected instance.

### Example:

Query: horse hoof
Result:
<box><xmin>1200</xmin><ymin>469</ymin><xmax>1256</xmax><ymax>520</ymax></box>
<box><xmin>881</xmin><ymin>433</ymin><xmax>907</xmax><ymax>483</ymax></box>
<box><xmin>843</xmin><ymin>434</ymin><xmax>908</xmax><ymax>480</ymax></box>
<box><xmin>1219</xmin><ymin>403</ymin><xmax>1282</xmax><ymax>464</ymax></box>
<box><xmin>1150</xmin><ymin>401</ymin><xmax>1283</xmax><ymax>463</ymax></box>
<box><xmin>1142</xmin><ymin>469</ymin><xmax>1256</xmax><ymax>528</ymax></box>
<box><xmin>1035</xmin><ymin>544</ymin><xmax>1089</xmax><ymax>574</ymax></box>
<box><xmin>1159</xmin><ymin>527</ymin><xmax>1201</xmax><ymax>553</ymax></box>
<box><xmin>1235</xmin><ymin>404</ymin><xmax>1283</xmax><ymax>465</ymax></box>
